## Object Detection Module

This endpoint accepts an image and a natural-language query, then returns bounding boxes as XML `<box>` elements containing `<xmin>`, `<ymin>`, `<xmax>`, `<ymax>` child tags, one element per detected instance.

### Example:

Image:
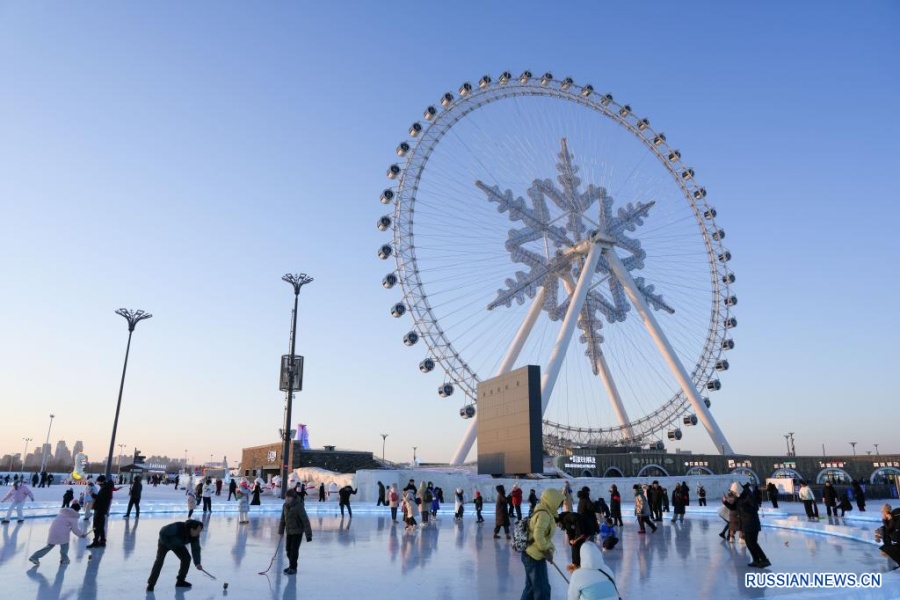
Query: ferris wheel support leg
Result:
<box><xmin>561</xmin><ymin>274</ymin><xmax>634</xmax><ymax>440</ymax></box>
<box><xmin>540</xmin><ymin>242</ymin><xmax>604</xmax><ymax>414</ymax></box>
<box><xmin>449</xmin><ymin>288</ymin><xmax>547</xmax><ymax>466</ymax></box>
<box><xmin>603</xmin><ymin>248</ymin><xmax>735</xmax><ymax>455</ymax></box>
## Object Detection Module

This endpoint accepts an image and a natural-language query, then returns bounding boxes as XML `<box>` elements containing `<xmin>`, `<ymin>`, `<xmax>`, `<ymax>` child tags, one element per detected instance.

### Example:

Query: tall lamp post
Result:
<box><xmin>105</xmin><ymin>308</ymin><xmax>152</xmax><ymax>480</ymax></box>
<box><xmin>381</xmin><ymin>433</ymin><xmax>389</xmax><ymax>462</ymax></box>
<box><xmin>412</xmin><ymin>446</ymin><xmax>417</xmax><ymax>465</ymax></box>
<box><xmin>875</xmin><ymin>444</ymin><xmax>880</xmax><ymax>455</ymax></box>
<box><xmin>21</xmin><ymin>437</ymin><xmax>32</xmax><ymax>474</ymax></box>
<box><xmin>280</xmin><ymin>273</ymin><xmax>313</xmax><ymax>499</ymax></box>
<box><xmin>850</xmin><ymin>441</ymin><xmax>857</xmax><ymax>456</ymax></box>
<box><xmin>117</xmin><ymin>444</ymin><xmax>126</xmax><ymax>472</ymax></box>
<box><xmin>39</xmin><ymin>413</ymin><xmax>55</xmax><ymax>473</ymax></box>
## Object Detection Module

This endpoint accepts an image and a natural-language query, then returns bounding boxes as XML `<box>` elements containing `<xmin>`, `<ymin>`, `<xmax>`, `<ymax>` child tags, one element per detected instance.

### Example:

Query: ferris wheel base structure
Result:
<box><xmin>449</xmin><ymin>239</ymin><xmax>735</xmax><ymax>466</ymax></box>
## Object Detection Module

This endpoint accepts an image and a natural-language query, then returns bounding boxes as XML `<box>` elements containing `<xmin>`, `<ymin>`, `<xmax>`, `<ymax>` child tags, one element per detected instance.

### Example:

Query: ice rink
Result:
<box><xmin>1</xmin><ymin>483</ymin><xmax>898</xmax><ymax>599</ymax></box>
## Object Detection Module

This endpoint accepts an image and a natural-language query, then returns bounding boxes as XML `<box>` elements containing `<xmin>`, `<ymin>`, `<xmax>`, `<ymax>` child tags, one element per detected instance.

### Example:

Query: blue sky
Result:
<box><xmin>1</xmin><ymin>2</ymin><xmax>897</xmax><ymax>467</ymax></box>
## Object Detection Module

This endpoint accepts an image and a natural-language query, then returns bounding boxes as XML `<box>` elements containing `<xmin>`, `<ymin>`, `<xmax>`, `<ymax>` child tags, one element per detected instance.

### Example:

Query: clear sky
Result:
<box><xmin>1</xmin><ymin>1</ymin><xmax>897</xmax><ymax>468</ymax></box>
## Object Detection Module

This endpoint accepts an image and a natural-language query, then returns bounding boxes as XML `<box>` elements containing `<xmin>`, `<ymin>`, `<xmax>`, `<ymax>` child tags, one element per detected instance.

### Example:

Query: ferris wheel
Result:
<box><xmin>376</xmin><ymin>71</ymin><xmax>737</xmax><ymax>464</ymax></box>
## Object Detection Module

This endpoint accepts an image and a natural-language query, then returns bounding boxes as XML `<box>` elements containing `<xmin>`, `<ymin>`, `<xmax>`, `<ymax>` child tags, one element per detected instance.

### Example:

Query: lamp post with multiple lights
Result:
<box><xmin>280</xmin><ymin>273</ymin><xmax>313</xmax><ymax>499</ymax></box>
<box><xmin>105</xmin><ymin>308</ymin><xmax>152</xmax><ymax>480</ymax></box>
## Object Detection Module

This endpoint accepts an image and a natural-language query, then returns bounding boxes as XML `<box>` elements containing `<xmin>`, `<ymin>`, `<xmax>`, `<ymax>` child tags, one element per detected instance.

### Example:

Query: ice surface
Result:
<box><xmin>0</xmin><ymin>483</ymin><xmax>898</xmax><ymax>599</ymax></box>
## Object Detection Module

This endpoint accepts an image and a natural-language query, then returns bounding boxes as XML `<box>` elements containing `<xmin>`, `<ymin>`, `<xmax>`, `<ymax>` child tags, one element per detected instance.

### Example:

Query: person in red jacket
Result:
<box><xmin>510</xmin><ymin>483</ymin><xmax>524</xmax><ymax>522</ymax></box>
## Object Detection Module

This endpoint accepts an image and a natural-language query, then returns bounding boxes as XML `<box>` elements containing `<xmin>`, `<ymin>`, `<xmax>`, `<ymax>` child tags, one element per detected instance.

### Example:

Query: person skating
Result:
<box><xmin>376</xmin><ymin>481</ymin><xmax>386</xmax><ymax>506</ymax></box>
<box><xmin>493</xmin><ymin>485</ymin><xmax>511</xmax><ymax>539</ymax></box>
<box><xmin>473</xmin><ymin>489</ymin><xmax>484</xmax><ymax>523</ymax></box>
<box><xmin>28</xmin><ymin>502</ymin><xmax>88</xmax><ymax>566</ymax></box>
<box><xmin>237</xmin><ymin>487</ymin><xmax>250</xmax><ymax>523</ymax></box>
<box><xmin>201</xmin><ymin>477</ymin><xmax>215</xmax><ymax>513</ymax></box>
<box><xmin>528</xmin><ymin>488</ymin><xmax>538</xmax><ymax>517</ymax></box>
<box><xmin>338</xmin><ymin>484</ymin><xmax>357</xmax><ymax>518</ymax></box>
<box><xmin>633</xmin><ymin>485</ymin><xmax>656</xmax><ymax>534</ymax></box>
<box><xmin>86</xmin><ymin>475</ymin><xmax>114</xmax><ymax>548</ymax></box>
<box><xmin>227</xmin><ymin>478</ymin><xmax>237</xmax><ymax>501</ymax></box>
<box><xmin>738</xmin><ymin>482</ymin><xmax>770</xmax><ymax>568</ymax></box>
<box><xmin>510</xmin><ymin>482</ymin><xmax>524</xmax><ymax>522</ymax></box>
<box><xmin>454</xmin><ymin>487</ymin><xmax>465</xmax><ymax>521</ymax></box>
<box><xmin>875</xmin><ymin>503</ymin><xmax>900</xmax><ymax>569</ymax></box>
<box><xmin>566</xmin><ymin>541</ymin><xmax>619</xmax><ymax>600</ymax></box>
<box><xmin>609</xmin><ymin>485</ymin><xmax>623</xmax><ymax>527</ymax></box>
<box><xmin>823</xmin><ymin>481</ymin><xmax>838</xmax><ymax>517</ymax></box>
<box><xmin>2</xmin><ymin>480</ymin><xmax>34</xmax><ymax>523</ymax></box>
<box><xmin>61</xmin><ymin>487</ymin><xmax>74</xmax><ymax>508</ymax></box>
<box><xmin>521</xmin><ymin>488</ymin><xmax>564</xmax><ymax>599</ymax></box>
<box><xmin>388</xmin><ymin>483</ymin><xmax>400</xmax><ymax>522</ymax></box>
<box><xmin>146</xmin><ymin>519</ymin><xmax>204</xmax><ymax>592</ymax></box>
<box><xmin>278</xmin><ymin>489</ymin><xmax>312</xmax><ymax>575</ymax></box>
<box><xmin>124</xmin><ymin>475</ymin><xmax>143</xmax><ymax>518</ymax></box>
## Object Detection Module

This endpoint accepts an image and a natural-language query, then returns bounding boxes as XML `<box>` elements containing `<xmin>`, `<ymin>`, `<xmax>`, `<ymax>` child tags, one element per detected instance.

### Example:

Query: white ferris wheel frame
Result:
<box><xmin>380</xmin><ymin>72</ymin><xmax>737</xmax><ymax>464</ymax></box>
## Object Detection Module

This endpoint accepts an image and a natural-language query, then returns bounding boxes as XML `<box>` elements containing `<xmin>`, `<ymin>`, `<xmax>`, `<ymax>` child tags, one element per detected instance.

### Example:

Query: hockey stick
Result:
<box><xmin>199</xmin><ymin>567</ymin><xmax>217</xmax><ymax>580</ymax></box>
<box><xmin>549</xmin><ymin>560</ymin><xmax>570</xmax><ymax>584</ymax></box>
<box><xmin>258</xmin><ymin>535</ymin><xmax>283</xmax><ymax>575</ymax></box>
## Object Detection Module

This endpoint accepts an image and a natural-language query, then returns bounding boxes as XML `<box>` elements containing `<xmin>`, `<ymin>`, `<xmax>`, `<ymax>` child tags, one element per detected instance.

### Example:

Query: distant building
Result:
<box><xmin>54</xmin><ymin>441</ymin><xmax>71</xmax><ymax>466</ymax></box>
<box><xmin>73</xmin><ymin>441</ymin><xmax>83</xmax><ymax>455</ymax></box>
<box><xmin>555</xmin><ymin>449</ymin><xmax>900</xmax><ymax>488</ymax></box>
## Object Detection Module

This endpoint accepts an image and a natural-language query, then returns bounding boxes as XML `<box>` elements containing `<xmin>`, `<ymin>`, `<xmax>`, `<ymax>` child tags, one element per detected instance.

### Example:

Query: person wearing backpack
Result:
<box><xmin>521</xmin><ymin>488</ymin><xmax>564</xmax><ymax>600</ymax></box>
<box><xmin>567</xmin><ymin>542</ymin><xmax>619</xmax><ymax>600</ymax></box>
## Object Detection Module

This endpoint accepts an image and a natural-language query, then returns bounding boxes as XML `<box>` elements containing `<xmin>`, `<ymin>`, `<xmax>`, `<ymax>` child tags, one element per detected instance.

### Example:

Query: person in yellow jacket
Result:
<box><xmin>522</xmin><ymin>488</ymin><xmax>564</xmax><ymax>599</ymax></box>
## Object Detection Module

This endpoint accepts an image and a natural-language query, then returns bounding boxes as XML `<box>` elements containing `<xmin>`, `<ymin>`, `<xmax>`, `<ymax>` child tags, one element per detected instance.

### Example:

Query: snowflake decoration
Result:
<box><xmin>475</xmin><ymin>138</ymin><xmax>674</xmax><ymax>373</ymax></box>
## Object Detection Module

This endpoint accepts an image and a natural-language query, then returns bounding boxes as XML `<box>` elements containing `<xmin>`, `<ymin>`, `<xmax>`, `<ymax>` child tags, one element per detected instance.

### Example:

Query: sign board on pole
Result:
<box><xmin>279</xmin><ymin>355</ymin><xmax>304</xmax><ymax>391</ymax></box>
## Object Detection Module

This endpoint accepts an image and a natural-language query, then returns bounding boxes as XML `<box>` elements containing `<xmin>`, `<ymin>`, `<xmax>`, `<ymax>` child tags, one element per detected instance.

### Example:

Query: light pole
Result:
<box><xmin>412</xmin><ymin>446</ymin><xmax>417</xmax><ymax>464</ymax></box>
<box><xmin>784</xmin><ymin>434</ymin><xmax>791</xmax><ymax>456</ymax></box>
<box><xmin>850</xmin><ymin>441</ymin><xmax>857</xmax><ymax>456</ymax></box>
<box><xmin>117</xmin><ymin>444</ymin><xmax>126</xmax><ymax>472</ymax></box>
<box><xmin>280</xmin><ymin>273</ymin><xmax>313</xmax><ymax>499</ymax></box>
<box><xmin>21</xmin><ymin>438</ymin><xmax>32</xmax><ymax>474</ymax></box>
<box><xmin>875</xmin><ymin>444</ymin><xmax>880</xmax><ymax>455</ymax></box>
<box><xmin>39</xmin><ymin>413</ymin><xmax>55</xmax><ymax>473</ymax></box>
<box><xmin>184</xmin><ymin>449</ymin><xmax>188</xmax><ymax>471</ymax></box>
<box><xmin>381</xmin><ymin>433</ymin><xmax>388</xmax><ymax>461</ymax></box>
<box><xmin>788</xmin><ymin>432</ymin><xmax>796</xmax><ymax>457</ymax></box>
<box><xmin>105</xmin><ymin>308</ymin><xmax>152</xmax><ymax>480</ymax></box>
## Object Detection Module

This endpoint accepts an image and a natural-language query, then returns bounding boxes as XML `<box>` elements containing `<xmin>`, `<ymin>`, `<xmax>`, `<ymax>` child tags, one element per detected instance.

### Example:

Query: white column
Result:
<box><xmin>540</xmin><ymin>242</ymin><xmax>604</xmax><ymax>413</ymax></box>
<box><xmin>604</xmin><ymin>247</ymin><xmax>734</xmax><ymax>455</ymax></box>
<box><xmin>561</xmin><ymin>274</ymin><xmax>633</xmax><ymax>440</ymax></box>
<box><xmin>449</xmin><ymin>287</ymin><xmax>547</xmax><ymax>465</ymax></box>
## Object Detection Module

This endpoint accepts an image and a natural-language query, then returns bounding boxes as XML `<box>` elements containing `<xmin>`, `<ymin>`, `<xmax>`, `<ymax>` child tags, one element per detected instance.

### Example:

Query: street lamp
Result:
<box><xmin>21</xmin><ymin>438</ymin><xmax>32</xmax><ymax>474</ymax></box>
<box><xmin>117</xmin><ymin>444</ymin><xmax>126</xmax><ymax>472</ymax></box>
<box><xmin>280</xmin><ymin>273</ymin><xmax>313</xmax><ymax>499</ymax></box>
<box><xmin>381</xmin><ymin>433</ymin><xmax>388</xmax><ymax>461</ymax></box>
<box><xmin>783</xmin><ymin>434</ymin><xmax>791</xmax><ymax>456</ymax></box>
<box><xmin>105</xmin><ymin>308</ymin><xmax>152</xmax><ymax>480</ymax></box>
<box><xmin>875</xmin><ymin>444</ymin><xmax>880</xmax><ymax>455</ymax></box>
<box><xmin>39</xmin><ymin>414</ymin><xmax>55</xmax><ymax>473</ymax></box>
<box><xmin>850</xmin><ymin>442</ymin><xmax>857</xmax><ymax>456</ymax></box>
<box><xmin>788</xmin><ymin>432</ymin><xmax>796</xmax><ymax>457</ymax></box>
<box><xmin>412</xmin><ymin>446</ymin><xmax>417</xmax><ymax>464</ymax></box>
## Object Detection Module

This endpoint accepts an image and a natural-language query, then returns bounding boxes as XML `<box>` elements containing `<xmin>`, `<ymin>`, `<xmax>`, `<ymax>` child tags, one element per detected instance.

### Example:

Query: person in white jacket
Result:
<box><xmin>1</xmin><ymin>481</ymin><xmax>34</xmax><ymax>523</ymax></box>
<box><xmin>28</xmin><ymin>502</ymin><xmax>88</xmax><ymax>565</ymax></box>
<box><xmin>567</xmin><ymin>542</ymin><xmax>619</xmax><ymax>600</ymax></box>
